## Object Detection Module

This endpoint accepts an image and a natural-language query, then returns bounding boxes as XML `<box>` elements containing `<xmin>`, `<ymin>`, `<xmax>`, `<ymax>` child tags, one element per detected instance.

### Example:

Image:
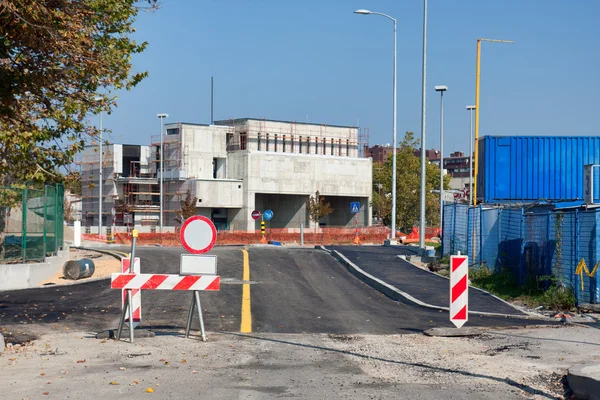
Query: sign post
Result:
<box><xmin>350</xmin><ymin>202</ymin><xmax>361</xmax><ymax>245</ymax></box>
<box><xmin>261</xmin><ymin>209</ymin><xmax>273</xmax><ymax>244</ymax></box>
<box><xmin>450</xmin><ymin>254</ymin><xmax>469</xmax><ymax>328</ymax></box>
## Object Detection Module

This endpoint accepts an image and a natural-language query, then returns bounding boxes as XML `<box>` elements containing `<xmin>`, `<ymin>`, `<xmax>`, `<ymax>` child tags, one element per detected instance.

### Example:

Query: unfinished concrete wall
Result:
<box><xmin>195</xmin><ymin>179</ymin><xmax>243</xmax><ymax>208</ymax></box>
<box><xmin>216</xmin><ymin>119</ymin><xmax>360</xmax><ymax>157</ymax></box>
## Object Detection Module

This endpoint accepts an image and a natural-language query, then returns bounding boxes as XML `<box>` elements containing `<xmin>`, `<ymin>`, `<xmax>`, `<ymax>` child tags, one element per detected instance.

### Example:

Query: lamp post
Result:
<box><xmin>94</xmin><ymin>96</ymin><xmax>103</xmax><ymax>237</ymax></box>
<box><xmin>157</xmin><ymin>113</ymin><xmax>169</xmax><ymax>233</ymax></box>
<box><xmin>473</xmin><ymin>38</ymin><xmax>513</xmax><ymax>205</ymax></box>
<box><xmin>434</xmin><ymin>85</ymin><xmax>447</xmax><ymax>230</ymax></box>
<box><xmin>354</xmin><ymin>8</ymin><xmax>397</xmax><ymax>240</ymax></box>
<box><xmin>466</xmin><ymin>105</ymin><xmax>476</xmax><ymax>204</ymax></box>
<box><xmin>418</xmin><ymin>0</ymin><xmax>428</xmax><ymax>251</ymax></box>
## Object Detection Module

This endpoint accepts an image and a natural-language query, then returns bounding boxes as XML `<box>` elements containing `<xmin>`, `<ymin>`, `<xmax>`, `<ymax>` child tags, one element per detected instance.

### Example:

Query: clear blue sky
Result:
<box><xmin>101</xmin><ymin>0</ymin><xmax>599</xmax><ymax>156</ymax></box>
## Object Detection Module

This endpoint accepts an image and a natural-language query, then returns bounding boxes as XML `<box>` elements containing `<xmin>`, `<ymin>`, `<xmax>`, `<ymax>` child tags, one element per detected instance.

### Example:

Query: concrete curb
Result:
<box><xmin>568</xmin><ymin>363</ymin><xmax>600</xmax><ymax>400</ymax></box>
<box><xmin>396</xmin><ymin>255</ymin><xmax>543</xmax><ymax>319</ymax></box>
<box><xmin>8</xmin><ymin>247</ymin><xmax>127</xmax><ymax>291</ymax></box>
<box><xmin>326</xmin><ymin>247</ymin><xmax>552</xmax><ymax>321</ymax></box>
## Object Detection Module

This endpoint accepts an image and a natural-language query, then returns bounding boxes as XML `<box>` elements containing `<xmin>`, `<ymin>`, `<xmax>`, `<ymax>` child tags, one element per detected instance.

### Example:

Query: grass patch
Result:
<box><xmin>425</xmin><ymin>241</ymin><xmax>441</xmax><ymax>249</ymax></box>
<box><xmin>469</xmin><ymin>266</ymin><xmax>576</xmax><ymax>311</ymax></box>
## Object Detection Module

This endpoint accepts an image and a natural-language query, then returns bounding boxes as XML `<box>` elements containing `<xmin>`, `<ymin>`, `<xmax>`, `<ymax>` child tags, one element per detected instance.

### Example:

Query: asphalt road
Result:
<box><xmin>328</xmin><ymin>246</ymin><xmax>525</xmax><ymax>315</ymax></box>
<box><xmin>1</xmin><ymin>245</ymin><xmax>550</xmax><ymax>342</ymax></box>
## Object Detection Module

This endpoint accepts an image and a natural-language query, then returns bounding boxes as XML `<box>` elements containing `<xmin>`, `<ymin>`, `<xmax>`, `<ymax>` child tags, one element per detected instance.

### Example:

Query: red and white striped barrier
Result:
<box><xmin>111</xmin><ymin>273</ymin><xmax>221</xmax><ymax>291</ymax></box>
<box><xmin>121</xmin><ymin>258</ymin><xmax>141</xmax><ymax>328</ymax></box>
<box><xmin>450</xmin><ymin>255</ymin><xmax>469</xmax><ymax>328</ymax></box>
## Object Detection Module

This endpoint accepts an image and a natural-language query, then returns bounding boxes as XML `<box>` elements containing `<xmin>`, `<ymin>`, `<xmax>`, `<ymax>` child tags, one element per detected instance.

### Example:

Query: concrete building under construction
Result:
<box><xmin>79</xmin><ymin>118</ymin><xmax>372</xmax><ymax>233</ymax></box>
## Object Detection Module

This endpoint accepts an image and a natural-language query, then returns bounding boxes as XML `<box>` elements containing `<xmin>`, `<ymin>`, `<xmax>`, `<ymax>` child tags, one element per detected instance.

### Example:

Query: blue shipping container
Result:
<box><xmin>478</xmin><ymin>136</ymin><xmax>600</xmax><ymax>204</ymax></box>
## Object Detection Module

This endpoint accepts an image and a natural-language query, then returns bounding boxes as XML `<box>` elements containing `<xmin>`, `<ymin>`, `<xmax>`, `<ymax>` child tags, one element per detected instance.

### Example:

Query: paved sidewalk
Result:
<box><xmin>328</xmin><ymin>246</ymin><xmax>525</xmax><ymax>316</ymax></box>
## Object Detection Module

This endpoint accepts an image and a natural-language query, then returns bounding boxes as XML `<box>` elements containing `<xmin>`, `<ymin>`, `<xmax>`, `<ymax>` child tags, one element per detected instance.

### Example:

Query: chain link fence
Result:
<box><xmin>0</xmin><ymin>184</ymin><xmax>64</xmax><ymax>263</ymax></box>
<box><xmin>443</xmin><ymin>203</ymin><xmax>600</xmax><ymax>305</ymax></box>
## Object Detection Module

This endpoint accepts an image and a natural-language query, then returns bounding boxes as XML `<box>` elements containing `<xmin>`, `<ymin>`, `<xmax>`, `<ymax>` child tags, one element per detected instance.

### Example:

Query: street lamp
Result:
<box><xmin>94</xmin><ymin>96</ymin><xmax>103</xmax><ymax>237</ymax></box>
<box><xmin>157</xmin><ymin>113</ymin><xmax>169</xmax><ymax>233</ymax></box>
<box><xmin>419</xmin><ymin>0</ymin><xmax>428</xmax><ymax>251</ymax></box>
<box><xmin>466</xmin><ymin>105</ymin><xmax>476</xmax><ymax>205</ymax></box>
<box><xmin>354</xmin><ymin>8</ymin><xmax>398</xmax><ymax>240</ymax></box>
<box><xmin>473</xmin><ymin>38</ymin><xmax>513</xmax><ymax>205</ymax></box>
<box><xmin>434</xmin><ymin>85</ymin><xmax>447</xmax><ymax>230</ymax></box>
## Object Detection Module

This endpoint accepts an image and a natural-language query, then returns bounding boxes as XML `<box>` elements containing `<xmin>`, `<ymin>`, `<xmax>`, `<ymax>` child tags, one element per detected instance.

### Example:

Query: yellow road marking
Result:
<box><xmin>241</xmin><ymin>249</ymin><xmax>252</xmax><ymax>333</ymax></box>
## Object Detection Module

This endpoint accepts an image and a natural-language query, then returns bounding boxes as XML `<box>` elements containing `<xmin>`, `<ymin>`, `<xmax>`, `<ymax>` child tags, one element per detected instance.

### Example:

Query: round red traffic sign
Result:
<box><xmin>251</xmin><ymin>210</ymin><xmax>261</xmax><ymax>220</ymax></box>
<box><xmin>180</xmin><ymin>216</ymin><xmax>217</xmax><ymax>254</ymax></box>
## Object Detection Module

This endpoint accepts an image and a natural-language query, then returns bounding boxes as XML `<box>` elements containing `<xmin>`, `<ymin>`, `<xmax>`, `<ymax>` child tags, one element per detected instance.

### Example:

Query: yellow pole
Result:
<box><xmin>473</xmin><ymin>39</ymin><xmax>481</xmax><ymax>206</ymax></box>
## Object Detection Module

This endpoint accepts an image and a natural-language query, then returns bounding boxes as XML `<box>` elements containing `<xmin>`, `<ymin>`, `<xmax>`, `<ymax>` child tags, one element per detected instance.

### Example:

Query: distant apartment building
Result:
<box><xmin>79</xmin><ymin>118</ymin><xmax>373</xmax><ymax>233</ymax></box>
<box><xmin>365</xmin><ymin>144</ymin><xmax>441</xmax><ymax>164</ymax></box>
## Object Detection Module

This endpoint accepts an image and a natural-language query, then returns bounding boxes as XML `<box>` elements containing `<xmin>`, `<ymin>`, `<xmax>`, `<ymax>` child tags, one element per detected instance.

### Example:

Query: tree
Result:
<box><xmin>175</xmin><ymin>188</ymin><xmax>197</xmax><ymax>224</ymax></box>
<box><xmin>0</xmin><ymin>0</ymin><xmax>156</xmax><ymax>188</ymax></box>
<box><xmin>306</xmin><ymin>191</ymin><xmax>333</xmax><ymax>231</ymax></box>
<box><xmin>373</xmin><ymin>132</ymin><xmax>450</xmax><ymax>233</ymax></box>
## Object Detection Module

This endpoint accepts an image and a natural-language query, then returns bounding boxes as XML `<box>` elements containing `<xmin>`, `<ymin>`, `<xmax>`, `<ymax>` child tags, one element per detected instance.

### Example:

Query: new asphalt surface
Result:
<box><xmin>0</xmin><ymin>246</ymin><xmax>550</xmax><ymax>343</ymax></box>
<box><xmin>327</xmin><ymin>245</ymin><xmax>525</xmax><ymax>316</ymax></box>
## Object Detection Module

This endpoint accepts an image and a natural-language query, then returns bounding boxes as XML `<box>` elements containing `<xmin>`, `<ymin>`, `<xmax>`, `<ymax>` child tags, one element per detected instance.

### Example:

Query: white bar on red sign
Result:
<box><xmin>450</xmin><ymin>255</ymin><xmax>469</xmax><ymax>328</ymax></box>
<box><xmin>180</xmin><ymin>254</ymin><xmax>217</xmax><ymax>276</ymax></box>
<box><xmin>111</xmin><ymin>273</ymin><xmax>221</xmax><ymax>291</ymax></box>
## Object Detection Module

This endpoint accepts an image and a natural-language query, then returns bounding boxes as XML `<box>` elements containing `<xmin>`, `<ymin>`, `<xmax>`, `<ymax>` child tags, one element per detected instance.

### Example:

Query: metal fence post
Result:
<box><xmin>575</xmin><ymin>209</ymin><xmax>580</xmax><ymax>303</ymax></box>
<box><xmin>546</xmin><ymin>211</ymin><xmax>551</xmax><ymax>276</ymax></box>
<box><xmin>451</xmin><ymin>203</ymin><xmax>456</xmax><ymax>253</ymax></box>
<box><xmin>43</xmin><ymin>186</ymin><xmax>48</xmax><ymax>260</ymax></box>
<box><xmin>467</xmin><ymin>206</ymin><xmax>471</xmax><ymax>263</ymax></box>
<box><xmin>21</xmin><ymin>188</ymin><xmax>27</xmax><ymax>262</ymax></box>
<box><xmin>479</xmin><ymin>204</ymin><xmax>483</xmax><ymax>266</ymax></box>
<box><xmin>519</xmin><ymin>207</ymin><xmax>524</xmax><ymax>286</ymax></box>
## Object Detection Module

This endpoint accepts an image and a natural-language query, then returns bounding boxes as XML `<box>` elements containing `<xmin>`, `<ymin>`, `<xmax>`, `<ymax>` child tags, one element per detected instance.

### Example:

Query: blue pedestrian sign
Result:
<box><xmin>263</xmin><ymin>209</ymin><xmax>274</xmax><ymax>221</ymax></box>
<box><xmin>350</xmin><ymin>202</ymin><xmax>360</xmax><ymax>214</ymax></box>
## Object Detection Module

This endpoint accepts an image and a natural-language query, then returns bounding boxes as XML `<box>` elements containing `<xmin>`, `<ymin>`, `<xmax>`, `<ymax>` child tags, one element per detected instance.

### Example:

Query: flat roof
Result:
<box><xmin>213</xmin><ymin>118</ymin><xmax>358</xmax><ymax>129</ymax></box>
<box><xmin>165</xmin><ymin>122</ymin><xmax>211</xmax><ymax>127</ymax></box>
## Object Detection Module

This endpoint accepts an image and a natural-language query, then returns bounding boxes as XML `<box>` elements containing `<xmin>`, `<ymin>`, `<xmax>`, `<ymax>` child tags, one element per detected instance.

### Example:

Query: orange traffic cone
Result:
<box><xmin>260</xmin><ymin>235</ymin><xmax>268</xmax><ymax>244</ymax></box>
<box><xmin>353</xmin><ymin>234</ymin><xmax>361</xmax><ymax>245</ymax></box>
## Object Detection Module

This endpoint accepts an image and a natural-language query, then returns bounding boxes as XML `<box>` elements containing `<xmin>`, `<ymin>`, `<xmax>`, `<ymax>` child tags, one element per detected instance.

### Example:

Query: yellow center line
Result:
<box><xmin>240</xmin><ymin>249</ymin><xmax>252</xmax><ymax>333</ymax></box>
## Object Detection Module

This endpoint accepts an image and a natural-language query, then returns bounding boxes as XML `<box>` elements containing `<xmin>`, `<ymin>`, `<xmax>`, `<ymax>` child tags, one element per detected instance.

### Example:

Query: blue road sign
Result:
<box><xmin>350</xmin><ymin>202</ymin><xmax>360</xmax><ymax>214</ymax></box>
<box><xmin>263</xmin><ymin>209</ymin><xmax>274</xmax><ymax>221</ymax></box>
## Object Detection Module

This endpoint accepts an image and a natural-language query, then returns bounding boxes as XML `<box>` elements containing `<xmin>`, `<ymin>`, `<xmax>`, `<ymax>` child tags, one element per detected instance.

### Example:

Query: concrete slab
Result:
<box><xmin>568</xmin><ymin>363</ymin><xmax>600</xmax><ymax>400</ymax></box>
<box><xmin>0</xmin><ymin>248</ymin><xmax>70</xmax><ymax>291</ymax></box>
<box><xmin>423</xmin><ymin>327</ymin><xmax>485</xmax><ymax>337</ymax></box>
<box><xmin>95</xmin><ymin>329</ymin><xmax>156</xmax><ymax>340</ymax></box>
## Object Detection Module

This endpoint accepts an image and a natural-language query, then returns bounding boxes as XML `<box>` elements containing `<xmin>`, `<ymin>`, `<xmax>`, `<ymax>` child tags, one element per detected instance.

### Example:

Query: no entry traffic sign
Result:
<box><xmin>180</xmin><ymin>216</ymin><xmax>217</xmax><ymax>254</ymax></box>
<box><xmin>450</xmin><ymin>255</ymin><xmax>469</xmax><ymax>328</ymax></box>
<box><xmin>251</xmin><ymin>210</ymin><xmax>261</xmax><ymax>220</ymax></box>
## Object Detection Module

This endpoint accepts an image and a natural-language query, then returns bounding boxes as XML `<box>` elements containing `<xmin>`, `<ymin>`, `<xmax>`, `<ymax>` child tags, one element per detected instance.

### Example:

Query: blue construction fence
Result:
<box><xmin>443</xmin><ymin>203</ymin><xmax>600</xmax><ymax>305</ymax></box>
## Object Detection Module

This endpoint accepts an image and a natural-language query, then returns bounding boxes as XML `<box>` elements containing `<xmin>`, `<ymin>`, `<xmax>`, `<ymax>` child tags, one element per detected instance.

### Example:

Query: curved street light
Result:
<box><xmin>354</xmin><ymin>8</ymin><xmax>398</xmax><ymax>240</ymax></box>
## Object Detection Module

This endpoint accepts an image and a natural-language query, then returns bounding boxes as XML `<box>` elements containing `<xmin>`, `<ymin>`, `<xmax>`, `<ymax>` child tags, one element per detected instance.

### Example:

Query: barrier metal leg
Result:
<box><xmin>195</xmin><ymin>291</ymin><xmax>207</xmax><ymax>342</ymax></box>
<box><xmin>128</xmin><ymin>289</ymin><xmax>134</xmax><ymax>343</ymax></box>
<box><xmin>185</xmin><ymin>292</ymin><xmax>196</xmax><ymax>338</ymax></box>
<box><xmin>185</xmin><ymin>291</ymin><xmax>207</xmax><ymax>341</ymax></box>
<box><xmin>117</xmin><ymin>289</ymin><xmax>131</xmax><ymax>341</ymax></box>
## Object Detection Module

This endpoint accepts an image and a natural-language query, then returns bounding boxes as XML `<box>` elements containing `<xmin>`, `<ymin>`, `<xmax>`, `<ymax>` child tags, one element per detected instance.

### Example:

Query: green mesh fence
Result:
<box><xmin>0</xmin><ymin>184</ymin><xmax>64</xmax><ymax>263</ymax></box>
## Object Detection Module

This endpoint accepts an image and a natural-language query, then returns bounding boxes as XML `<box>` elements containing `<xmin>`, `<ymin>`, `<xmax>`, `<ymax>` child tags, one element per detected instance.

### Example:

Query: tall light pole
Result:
<box><xmin>435</xmin><ymin>85</ymin><xmax>447</xmax><ymax>230</ymax></box>
<box><xmin>473</xmin><ymin>38</ymin><xmax>513</xmax><ymax>204</ymax></box>
<box><xmin>157</xmin><ymin>113</ymin><xmax>169</xmax><ymax>233</ymax></box>
<box><xmin>354</xmin><ymin>8</ymin><xmax>398</xmax><ymax>240</ymax></box>
<box><xmin>418</xmin><ymin>0</ymin><xmax>428</xmax><ymax>251</ymax></box>
<box><xmin>466</xmin><ymin>105</ymin><xmax>476</xmax><ymax>205</ymax></box>
<box><xmin>94</xmin><ymin>96</ymin><xmax>103</xmax><ymax>237</ymax></box>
